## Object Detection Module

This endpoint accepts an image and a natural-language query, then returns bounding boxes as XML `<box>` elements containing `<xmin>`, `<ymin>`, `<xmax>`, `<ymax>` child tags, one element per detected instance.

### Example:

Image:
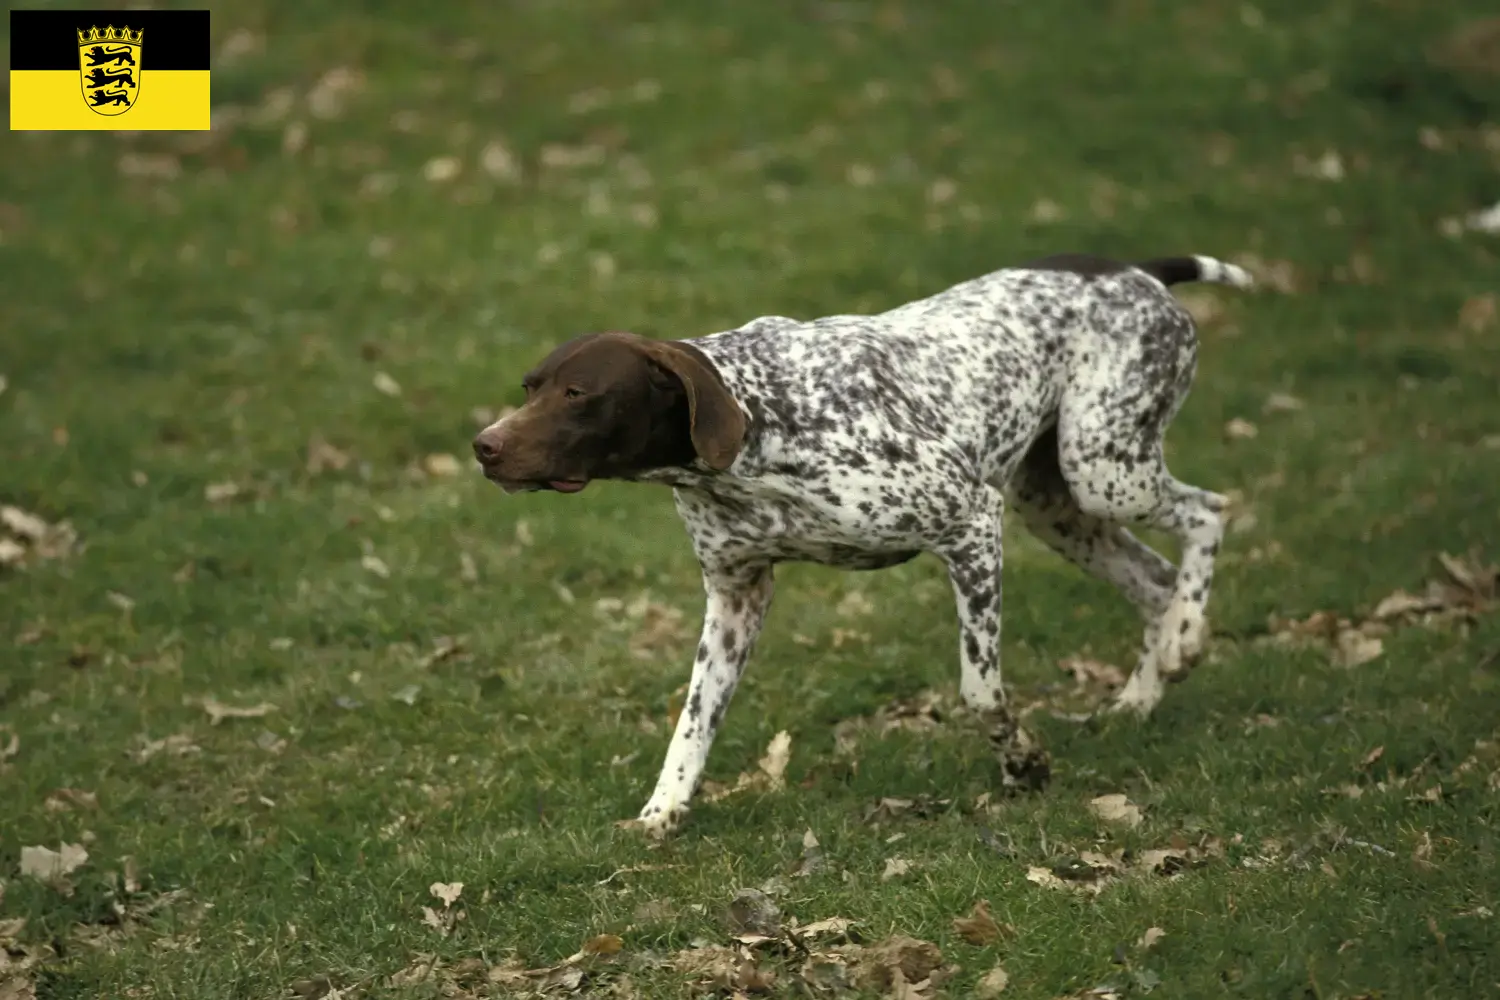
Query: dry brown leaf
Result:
<box><xmin>796</xmin><ymin>916</ymin><xmax>855</xmax><ymax>941</ymax></box>
<box><xmin>704</xmin><ymin>731</ymin><xmax>793</xmax><ymax>802</ymax></box>
<box><xmin>1225</xmin><ymin>417</ymin><xmax>1259</xmax><ymax>440</ymax></box>
<box><xmin>361</xmin><ymin>554</ymin><xmax>391</xmax><ymax>579</ymax></box>
<box><xmin>1026</xmin><ymin>865</ymin><xmax>1066</xmax><ymax>889</ymax></box>
<box><xmin>1333</xmin><ymin>628</ymin><xmax>1383</xmax><ymax>668</ymax></box>
<box><xmin>881</xmin><ymin>857</ymin><xmax>914</xmax><ymax>881</ymax></box>
<box><xmin>203</xmin><ymin>481</ymin><xmax>242</xmax><ymax>504</ymax></box>
<box><xmin>1413</xmin><ymin>831</ymin><xmax>1435</xmax><ymax>870</ymax></box>
<box><xmin>19</xmin><ymin>843</ymin><xmax>89</xmax><ymax>881</ymax></box>
<box><xmin>1138</xmin><ymin>926</ymin><xmax>1167</xmax><ymax>949</ymax></box>
<box><xmin>1089</xmin><ymin>793</ymin><xmax>1144</xmax><ymax>828</ymax></box>
<box><xmin>429</xmin><ymin>881</ymin><xmax>463</xmax><ymax>908</ymax></box>
<box><xmin>201</xmin><ymin>697</ymin><xmax>275</xmax><ymax>725</ymax></box>
<box><xmin>976</xmin><ymin>963</ymin><xmax>1010</xmax><ymax>997</ymax></box>
<box><xmin>0</xmin><ymin>726</ymin><xmax>17</xmax><ymax>766</ymax></box>
<box><xmin>305</xmin><ymin>435</ymin><xmax>351</xmax><ymax>475</ymax></box>
<box><xmin>725</xmin><ymin>889</ymin><xmax>782</xmax><ymax>937</ymax></box>
<box><xmin>371</xmin><ymin>371</ymin><xmax>402</xmax><ymax>397</ymax></box>
<box><xmin>0</xmin><ymin>975</ymin><xmax>37</xmax><ymax>1000</ymax></box>
<box><xmin>1060</xmin><ymin>656</ymin><xmax>1126</xmax><ymax>689</ymax></box>
<box><xmin>758</xmin><ymin>730</ymin><xmax>792</xmax><ymax>789</ymax></box>
<box><xmin>1438</xmin><ymin>551</ymin><xmax>1497</xmax><ymax>597</ymax></box>
<box><xmin>0</xmin><ymin>507</ymin><xmax>48</xmax><ymax>541</ymax></box>
<box><xmin>133</xmin><ymin>733</ymin><xmax>200</xmax><ymax>762</ymax></box>
<box><xmin>1459</xmin><ymin>294</ymin><xmax>1497</xmax><ymax>333</ymax></box>
<box><xmin>837</xmin><ymin>590</ymin><xmax>875</xmax><ymax>617</ymax></box>
<box><xmin>581</xmin><ymin>933</ymin><xmax>624</xmax><ymax>957</ymax></box>
<box><xmin>423</xmin><ymin>156</ymin><xmax>461</xmax><ymax>183</ymax></box>
<box><xmin>1263</xmin><ymin>392</ymin><xmax>1305</xmax><ymax>414</ymax></box>
<box><xmin>852</xmin><ymin>935</ymin><xmax>946</xmax><ymax>993</ymax></box>
<box><xmin>952</xmin><ymin>899</ymin><xmax>1004</xmax><ymax>945</ymax></box>
<box><xmin>43</xmin><ymin>789</ymin><xmax>97</xmax><ymax>812</ymax></box>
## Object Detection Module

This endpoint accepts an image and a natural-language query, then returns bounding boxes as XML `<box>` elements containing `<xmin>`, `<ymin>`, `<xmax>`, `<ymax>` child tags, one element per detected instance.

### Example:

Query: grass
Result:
<box><xmin>3</xmin><ymin>0</ymin><xmax>1500</xmax><ymax>997</ymax></box>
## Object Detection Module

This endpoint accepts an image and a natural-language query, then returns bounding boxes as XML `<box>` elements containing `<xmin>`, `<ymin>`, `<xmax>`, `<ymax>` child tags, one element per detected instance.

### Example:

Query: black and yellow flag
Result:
<box><xmin>10</xmin><ymin>9</ymin><xmax>209</xmax><ymax>130</ymax></box>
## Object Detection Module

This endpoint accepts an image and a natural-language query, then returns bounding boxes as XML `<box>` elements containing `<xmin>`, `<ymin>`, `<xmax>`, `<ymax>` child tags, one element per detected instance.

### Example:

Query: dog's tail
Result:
<box><xmin>1135</xmin><ymin>255</ymin><xmax>1254</xmax><ymax>289</ymax></box>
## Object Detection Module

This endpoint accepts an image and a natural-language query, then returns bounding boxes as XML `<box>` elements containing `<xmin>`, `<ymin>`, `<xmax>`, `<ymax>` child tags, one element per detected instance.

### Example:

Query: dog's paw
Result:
<box><xmin>619</xmin><ymin>803</ymin><xmax>688</xmax><ymax>841</ymax></box>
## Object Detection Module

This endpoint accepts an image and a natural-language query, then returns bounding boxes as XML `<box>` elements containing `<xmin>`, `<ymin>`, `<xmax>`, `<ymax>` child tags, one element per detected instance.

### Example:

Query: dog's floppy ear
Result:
<box><xmin>636</xmin><ymin>339</ymin><xmax>746</xmax><ymax>471</ymax></box>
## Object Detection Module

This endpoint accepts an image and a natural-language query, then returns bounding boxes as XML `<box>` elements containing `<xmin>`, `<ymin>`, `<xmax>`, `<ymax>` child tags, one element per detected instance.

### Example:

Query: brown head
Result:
<box><xmin>471</xmin><ymin>332</ymin><xmax>746</xmax><ymax>494</ymax></box>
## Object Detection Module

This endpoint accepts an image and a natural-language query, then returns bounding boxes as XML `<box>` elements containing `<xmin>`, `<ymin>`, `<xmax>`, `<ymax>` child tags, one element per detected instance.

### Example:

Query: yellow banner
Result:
<box><xmin>10</xmin><ymin>69</ymin><xmax>209</xmax><ymax>130</ymax></box>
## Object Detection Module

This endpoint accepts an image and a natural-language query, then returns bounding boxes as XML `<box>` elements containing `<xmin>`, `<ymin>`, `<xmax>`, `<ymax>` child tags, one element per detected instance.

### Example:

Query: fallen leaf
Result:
<box><xmin>1060</xmin><ymin>656</ymin><xmax>1126</xmax><ymax>689</ymax></box>
<box><xmin>1225</xmin><ymin>417</ymin><xmax>1259</xmax><ymax>440</ymax></box>
<box><xmin>479</xmin><ymin>140</ymin><xmax>521</xmax><ymax>182</ymax></box>
<box><xmin>794</xmin><ymin>827</ymin><xmax>826</xmax><ymax>877</ymax></box>
<box><xmin>1459</xmin><ymin>294</ymin><xmax>1497</xmax><ymax>333</ymax></box>
<box><xmin>201</xmin><ymin>697</ymin><xmax>275</xmax><ymax>725</ymax></box>
<box><xmin>203</xmin><ymin>481</ymin><xmax>241</xmax><ymax>503</ymax></box>
<box><xmin>1026</xmin><ymin>865</ymin><xmax>1066</xmax><ymax>889</ymax></box>
<box><xmin>1438</xmin><ymin>551</ymin><xmax>1497</xmax><ymax>598</ymax></box>
<box><xmin>1360</xmin><ymin>745</ymin><xmax>1386</xmax><ymax>768</ymax></box>
<box><xmin>423</xmin><ymin>156</ymin><xmax>461</xmax><ymax>183</ymax></box>
<box><xmin>19</xmin><ymin>843</ymin><xmax>89</xmax><ymax>881</ymax></box>
<box><xmin>391</xmin><ymin>684</ymin><xmax>420</xmax><ymax>706</ymax></box>
<box><xmin>837</xmin><ymin>590</ymin><xmax>875</xmax><ymax>617</ymax></box>
<box><xmin>306</xmin><ymin>434</ymin><xmax>352</xmax><ymax>475</ymax></box>
<box><xmin>0</xmin><ymin>507</ymin><xmax>48</xmax><ymax>541</ymax></box>
<box><xmin>1413</xmin><ymin>831</ymin><xmax>1435</xmax><ymax>869</ymax></box>
<box><xmin>372</xmin><ymin>372</ymin><xmax>402</xmax><ymax>397</ymax></box>
<box><xmin>429</xmin><ymin>882</ymin><xmax>463</xmax><ymax>908</ymax></box>
<box><xmin>1333</xmin><ymin>628</ymin><xmax>1384</xmax><ymax>668</ymax></box>
<box><xmin>1263</xmin><ymin>392</ymin><xmax>1305</xmax><ymax>414</ymax></box>
<box><xmin>1090</xmin><ymin>793</ymin><xmax>1144</xmax><ymax>828</ymax></box>
<box><xmin>881</xmin><ymin>857</ymin><xmax>913</xmax><ymax>881</ymax></box>
<box><xmin>0</xmin><ymin>538</ymin><xmax>24</xmax><ymax>566</ymax></box>
<box><xmin>43</xmin><ymin>788</ymin><xmax>97</xmax><ymax>812</ymax></box>
<box><xmin>796</xmin><ymin>916</ymin><xmax>855</xmax><ymax>941</ymax></box>
<box><xmin>1138</xmin><ymin>926</ymin><xmax>1167</xmax><ymax>950</ymax></box>
<box><xmin>581</xmin><ymin>933</ymin><xmax>624</xmax><ymax>957</ymax></box>
<box><xmin>0</xmin><ymin>975</ymin><xmax>37</xmax><ymax>1000</ymax></box>
<box><xmin>759</xmin><ymin>730</ymin><xmax>792</xmax><ymax>789</ymax></box>
<box><xmin>976</xmin><ymin>963</ymin><xmax>1010</xmax><ymax>997</ymax></box>
<box><xmin>952</xmin><ymin>900</ymin><xmax>1005</xmax><ymax>945</ymax></box>
<box><xmin>853</xmin><ymin>935</ymin><xmax>946</xmax><ymax>993</ymax></box>
<box><xmin>361</xmin><ymin>554</ymin><xmax>391</xmax><ymax>579</ymax></box>
<box><xmin>0</xmin><ymin>726</ymin><xmax>17</xmax><ymax>765</ymax></box>
<box><xmin>726</xmin><ymin>889</ymin><xmax>782</xmax><ymax>937</ymax></box>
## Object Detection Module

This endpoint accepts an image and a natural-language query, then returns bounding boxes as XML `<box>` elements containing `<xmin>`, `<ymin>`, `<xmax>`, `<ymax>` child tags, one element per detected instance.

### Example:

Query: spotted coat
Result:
<box><xmin>618</xmin><ymin>253</ymin><xmax>1254</xmax><ymax>837</ymax></box>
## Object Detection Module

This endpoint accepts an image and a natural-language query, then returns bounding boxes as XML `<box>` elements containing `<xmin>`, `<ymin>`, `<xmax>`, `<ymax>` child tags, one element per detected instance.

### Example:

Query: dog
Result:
<box><xmin>474</xmin><ymin>252</ymin><xmax>1253</xmax><ymax>838</ymax></box>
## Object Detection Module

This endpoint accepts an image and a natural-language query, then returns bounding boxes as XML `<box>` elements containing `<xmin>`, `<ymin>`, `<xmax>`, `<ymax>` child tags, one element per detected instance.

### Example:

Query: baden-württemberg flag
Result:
<box><xmin>10</xmin><ymin>9</ymin><xmax>209</xmax><ymax>130</ymax></box>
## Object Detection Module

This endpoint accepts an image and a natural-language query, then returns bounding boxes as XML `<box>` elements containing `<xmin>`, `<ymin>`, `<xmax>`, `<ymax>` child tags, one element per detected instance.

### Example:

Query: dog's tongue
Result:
<box><xmin>550</xmin><ymin>480</ymin><xmax>587</xmax><ymax>494</ymax></box>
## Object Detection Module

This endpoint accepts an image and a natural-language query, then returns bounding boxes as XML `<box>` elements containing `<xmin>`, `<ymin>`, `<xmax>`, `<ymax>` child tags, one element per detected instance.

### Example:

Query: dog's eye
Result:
<box><xmin>564</xmin><ymin>386</ymin><xmax>586</xmax><ymax>400</ymax></box>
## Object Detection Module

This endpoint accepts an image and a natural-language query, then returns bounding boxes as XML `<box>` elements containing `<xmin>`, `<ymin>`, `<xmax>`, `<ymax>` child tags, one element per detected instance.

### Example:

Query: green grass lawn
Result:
<box><xmin>4</xmin><ymin>1</ymin><xmax>1500</xmax><ymax>997</ymax></box>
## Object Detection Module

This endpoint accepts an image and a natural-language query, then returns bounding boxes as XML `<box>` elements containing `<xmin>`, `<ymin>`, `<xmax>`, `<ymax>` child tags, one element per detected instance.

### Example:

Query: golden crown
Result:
<box><xmin>77</xmin><ymin>25</ymin><xmax>144</xmax><ymax>45</ymax></box>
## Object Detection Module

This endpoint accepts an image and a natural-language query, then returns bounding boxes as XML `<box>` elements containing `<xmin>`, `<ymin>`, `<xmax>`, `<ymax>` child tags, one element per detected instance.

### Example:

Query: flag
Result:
<box><xmin>10</xmin><ymin>9</ymin><xmax>210</xmax><ymax>130</ymax></box>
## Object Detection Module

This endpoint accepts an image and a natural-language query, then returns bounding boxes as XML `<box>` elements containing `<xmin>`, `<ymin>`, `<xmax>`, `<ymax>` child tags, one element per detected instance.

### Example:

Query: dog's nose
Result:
<box><xmin>472</xmin><ymin>432</ymin><xmax>503</xmax><ymax>464</ymax></box>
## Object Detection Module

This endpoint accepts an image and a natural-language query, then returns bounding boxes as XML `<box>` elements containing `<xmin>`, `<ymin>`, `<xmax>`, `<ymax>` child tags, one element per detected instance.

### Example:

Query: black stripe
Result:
<box><xmin>1133</xmin><ymin>257</ymin><xmax>1202</xmax><ymax>286</ymax></box>
<box><xmin>10</xmin><ymin>9</ymin><xmax>209</xmax><ymax>71</ymax></box>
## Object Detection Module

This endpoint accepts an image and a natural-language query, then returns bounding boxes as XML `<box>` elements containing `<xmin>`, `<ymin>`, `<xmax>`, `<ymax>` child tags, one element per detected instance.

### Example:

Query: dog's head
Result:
<box><xmin>472</xmin><ymin>332</ymin><xmax>746</xmax><ymax>494</ymax></box>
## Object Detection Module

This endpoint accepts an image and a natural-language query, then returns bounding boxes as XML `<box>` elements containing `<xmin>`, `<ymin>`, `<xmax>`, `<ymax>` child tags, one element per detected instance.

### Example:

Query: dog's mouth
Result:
<box><xmin>482</xmin><ymin>469</ymin><xmax>589</xmax><ymax>495</ymax></box>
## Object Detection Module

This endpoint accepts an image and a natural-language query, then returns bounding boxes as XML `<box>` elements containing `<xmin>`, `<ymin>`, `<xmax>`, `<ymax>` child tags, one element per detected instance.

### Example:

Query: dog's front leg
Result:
<box><xmin>629</xmin><ymin>561</ymin><xmax>775</xmax><ymax>839</ymax></box>
<box><xmin>938</xmin><ymin>490</ymin><xmax>1051</xmax><ymax>792</ymax></box>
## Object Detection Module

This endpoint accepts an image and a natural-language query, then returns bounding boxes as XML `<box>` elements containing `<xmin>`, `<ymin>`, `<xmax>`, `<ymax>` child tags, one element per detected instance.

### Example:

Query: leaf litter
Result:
<box><xmin>701</xmin><ymin>730</ymin><xmax>792</xmax><ymax>803</ymax></box>
<box><xmin>0</xmin><ymin>505</ymin><xmax>80</xmax><ymax>568</ymax></box>
<box><xmin>1263</xmin><ymin>549</ymin><xmax>1496</xmax><ymax>666</ymax></box>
